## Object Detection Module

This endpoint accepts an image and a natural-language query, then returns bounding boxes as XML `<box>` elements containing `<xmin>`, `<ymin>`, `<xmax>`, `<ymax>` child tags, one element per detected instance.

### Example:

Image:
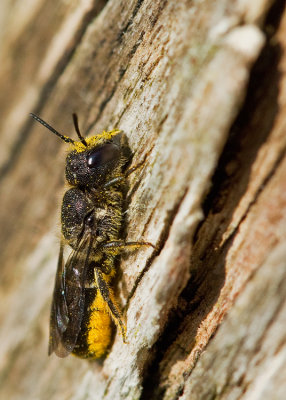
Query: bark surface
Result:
<box><xmin>0</xmin><ymin>1</ymin><xmax>285</xmax><ymax>399</ymax></box>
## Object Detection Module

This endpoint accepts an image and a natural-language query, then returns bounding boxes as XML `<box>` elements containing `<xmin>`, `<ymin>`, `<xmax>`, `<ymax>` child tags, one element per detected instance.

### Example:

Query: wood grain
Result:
<box><xmin>0</xmin><ymin>0</ymin><xmax>285</xmax><ymax>399</ymax></box>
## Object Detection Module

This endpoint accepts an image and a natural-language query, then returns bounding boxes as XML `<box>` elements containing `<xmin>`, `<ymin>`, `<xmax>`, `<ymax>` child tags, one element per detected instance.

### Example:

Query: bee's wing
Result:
<box><xmin>49</xmin><ymin>235</ymin><xmax>93</xmax><ymax>357</ymax></box>
<box><xmin>48</xmin><ymin>242</ymin><xmax>69</xmax><ymax>357</ymax></box>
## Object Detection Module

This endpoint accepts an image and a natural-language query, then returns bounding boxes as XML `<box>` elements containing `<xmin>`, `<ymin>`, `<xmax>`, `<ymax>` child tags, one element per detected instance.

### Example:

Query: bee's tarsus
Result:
<box><xmin>103</xmin><ymin>176</ymin><xmax>124</xmax><ymax>189</ymax></box>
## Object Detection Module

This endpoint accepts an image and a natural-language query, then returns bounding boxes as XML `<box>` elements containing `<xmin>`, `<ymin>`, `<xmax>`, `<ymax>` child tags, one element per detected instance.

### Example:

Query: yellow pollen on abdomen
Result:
<box><xmin>86</xmin><ymin>292</ymin><xmax>113</xmax><ymax>358</ymax></box>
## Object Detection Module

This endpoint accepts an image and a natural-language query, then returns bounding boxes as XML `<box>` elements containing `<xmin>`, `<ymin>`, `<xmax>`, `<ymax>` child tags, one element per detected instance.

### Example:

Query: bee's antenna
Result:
<box><xmin>30</xmin><ymin>113</ymin><xmax>75</xmax><ymax>144</ymax></box>
<box><xmin>72</xmin><ymin>113</ymin><xmax>87</xmax><ymax>146</ymax></box>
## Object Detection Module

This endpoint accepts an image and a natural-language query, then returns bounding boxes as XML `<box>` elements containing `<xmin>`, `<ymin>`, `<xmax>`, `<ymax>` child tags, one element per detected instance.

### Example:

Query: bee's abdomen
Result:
<box><xmin>72</xmin><ymin>287</ymin><xmax>112</xmax><ymax>359</ymax></box>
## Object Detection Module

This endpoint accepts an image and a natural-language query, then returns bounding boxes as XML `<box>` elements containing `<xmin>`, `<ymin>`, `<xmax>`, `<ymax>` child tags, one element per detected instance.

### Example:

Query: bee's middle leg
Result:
<box><xmin>102</xmin><ymin>240</ymin><xmax>155</xmax><ymax>255</ymax></box>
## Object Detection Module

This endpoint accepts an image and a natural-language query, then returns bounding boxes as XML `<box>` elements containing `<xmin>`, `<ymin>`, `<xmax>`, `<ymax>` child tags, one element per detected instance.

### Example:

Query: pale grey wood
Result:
<box><xmin>0</xmin><ymin>0</ymin><xmax>285</xmax><ymax>399</ymax></box>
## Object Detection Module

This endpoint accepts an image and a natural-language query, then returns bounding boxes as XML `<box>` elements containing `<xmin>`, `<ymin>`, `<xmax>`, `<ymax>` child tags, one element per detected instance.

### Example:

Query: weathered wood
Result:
<box><xmin>0</xmin><ymin>0</ymin><xmax>285</xmax><ymax>399</ymax></box>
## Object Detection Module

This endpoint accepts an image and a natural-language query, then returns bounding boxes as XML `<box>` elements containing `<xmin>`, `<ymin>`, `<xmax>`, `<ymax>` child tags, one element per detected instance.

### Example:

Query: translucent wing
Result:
<box><xmin>48</xmin><ymin>242</ymin><xmax>68</xmax><ymax>357</ymax></box>
<box><xmin>49</xmin><ymin>235</ymin><xmax>93</xmax><ymax>357</ymax></box>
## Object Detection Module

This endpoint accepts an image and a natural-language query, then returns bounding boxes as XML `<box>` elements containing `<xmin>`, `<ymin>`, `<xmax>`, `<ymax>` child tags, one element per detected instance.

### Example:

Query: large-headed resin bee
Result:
<box><xmin>30</xmin><ymin>113</ymin><xmax>152</xmax><ymax>359</ymax></box>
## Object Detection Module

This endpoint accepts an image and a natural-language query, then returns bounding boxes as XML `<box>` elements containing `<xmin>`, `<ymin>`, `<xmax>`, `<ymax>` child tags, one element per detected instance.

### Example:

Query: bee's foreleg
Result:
<box><xmin>103</xmin><ymin>149</ymin><xmax>153</xmax><ymax>189</ymax></box>
<box><xmin>103</xmin><ymin>176</ymin><xmax>125</xmax><ymax>188</ymax></box>
<box><xmin>94</xmin><ymin>268</ymin><xmax>127</xmax><ymax>342</ymax></box>
<box><xmin>125</xmin><ymin>147</ymin><xmax>153</xmax><ymax>177</ymax></box>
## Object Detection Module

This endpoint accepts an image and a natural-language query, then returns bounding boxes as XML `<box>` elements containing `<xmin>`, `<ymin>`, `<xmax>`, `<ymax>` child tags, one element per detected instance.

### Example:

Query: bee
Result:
<box><xmin>30</xmin><ymin>113</ymin><xmax>153</xmax><ymax>359</ymax></box>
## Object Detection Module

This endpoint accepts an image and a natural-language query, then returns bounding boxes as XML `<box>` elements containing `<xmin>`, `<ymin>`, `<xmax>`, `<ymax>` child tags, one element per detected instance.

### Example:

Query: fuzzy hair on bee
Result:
<box><xmin>30</xmin><ymin>112</ymin><xmax>153</xmax><ymax>359</ymax></box>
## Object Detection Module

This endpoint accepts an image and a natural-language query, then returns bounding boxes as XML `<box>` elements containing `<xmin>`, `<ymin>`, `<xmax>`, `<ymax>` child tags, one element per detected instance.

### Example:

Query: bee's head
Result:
<box><xmin>30</xmin><ymin>113</ymin><xmax>124</xmax><ymax>187</ymax></box>
<box><xmin>65</xmin><ymin>131</ymin><xmax>123</xmax><ymax>187</ymax></box>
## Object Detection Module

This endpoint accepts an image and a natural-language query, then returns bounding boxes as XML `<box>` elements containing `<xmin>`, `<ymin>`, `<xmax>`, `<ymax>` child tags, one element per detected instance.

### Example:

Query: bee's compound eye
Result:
<box><xmin>87</xmin><ymin>144</ymin><xmax>119</xmax><ymax>169</ymax></box>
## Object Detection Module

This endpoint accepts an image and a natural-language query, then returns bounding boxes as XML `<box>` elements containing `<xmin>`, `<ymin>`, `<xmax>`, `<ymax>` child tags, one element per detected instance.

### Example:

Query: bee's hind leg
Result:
<box><xmin>94</xmin><ymin>267</ymin><xmax>127</xmax><ymax>342</ymax></box>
